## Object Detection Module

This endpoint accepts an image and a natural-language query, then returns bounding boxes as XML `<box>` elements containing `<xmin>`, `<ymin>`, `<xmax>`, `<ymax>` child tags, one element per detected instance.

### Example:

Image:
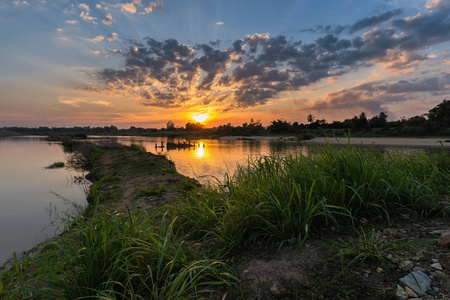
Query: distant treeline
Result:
<box><xmin>1</xmin><ymin>99</ymin><xmax>449</xmax><ymax>138</ymax></box>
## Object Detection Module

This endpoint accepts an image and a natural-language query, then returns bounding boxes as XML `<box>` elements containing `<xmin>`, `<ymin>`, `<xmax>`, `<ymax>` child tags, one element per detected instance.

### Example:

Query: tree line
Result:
<box><xmin>1</xmin><ymin>99</ymin><xmax>449</xmax><ymax>137</ymax></box>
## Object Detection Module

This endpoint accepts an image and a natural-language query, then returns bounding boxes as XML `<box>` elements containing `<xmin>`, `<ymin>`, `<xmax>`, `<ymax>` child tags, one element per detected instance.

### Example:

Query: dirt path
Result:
<box><xmin>86</xmin><ymin>150</ymin><xmax>199</xmax><ymax>212</ymax></box>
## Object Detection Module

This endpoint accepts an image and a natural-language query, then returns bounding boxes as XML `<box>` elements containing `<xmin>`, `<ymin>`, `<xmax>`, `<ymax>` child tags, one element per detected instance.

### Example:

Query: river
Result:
<box><xmin>0</xmin><ymin>135</ymin><xmax>448</xmax><ymax>266</ymax></box>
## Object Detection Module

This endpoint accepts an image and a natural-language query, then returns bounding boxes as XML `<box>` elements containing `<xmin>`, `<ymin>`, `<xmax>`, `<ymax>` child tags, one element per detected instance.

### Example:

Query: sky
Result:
<box><xmin>1</xmin><ymin>0</ymin><xmax>449</xmax><ymax>128</ymax></box>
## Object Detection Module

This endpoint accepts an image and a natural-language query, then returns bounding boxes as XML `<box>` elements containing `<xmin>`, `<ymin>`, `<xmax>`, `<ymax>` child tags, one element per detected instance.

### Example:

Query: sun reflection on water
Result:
<box><xmin>195</xmin><ymin>141</ymin><xmax>207</xmax><ymax>159</ymax></box>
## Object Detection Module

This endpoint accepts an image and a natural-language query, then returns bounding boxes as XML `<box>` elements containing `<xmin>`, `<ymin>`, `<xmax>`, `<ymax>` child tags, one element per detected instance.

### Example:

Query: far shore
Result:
<box><xmin>218</xmin><ymin>135</ymin><xmax>450</xmax><ymax>148</ymax></box>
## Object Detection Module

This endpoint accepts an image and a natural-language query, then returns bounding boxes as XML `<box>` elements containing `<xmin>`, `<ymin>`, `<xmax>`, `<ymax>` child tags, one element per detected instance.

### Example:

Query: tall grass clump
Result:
<box><xmin>2</xmin><ymin>204</ymin><xmax>235</xmax><ymax>299</ymax></box>
<box><xmin>176</xmin><ymin>143</ymin><xmax>450</xmax><ymax>252</ymax></box>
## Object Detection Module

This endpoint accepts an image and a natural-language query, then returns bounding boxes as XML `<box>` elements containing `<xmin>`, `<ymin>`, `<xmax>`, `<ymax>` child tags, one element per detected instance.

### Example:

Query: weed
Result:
<box><xmin>138</xmin><ymin>184</ymin><xmax>166</xmax><ymax>197</ymax></box>
<box><xmin>325</xmin><ymin>227</ymin><xmax>430</xmax><ymax>277</ymax></box>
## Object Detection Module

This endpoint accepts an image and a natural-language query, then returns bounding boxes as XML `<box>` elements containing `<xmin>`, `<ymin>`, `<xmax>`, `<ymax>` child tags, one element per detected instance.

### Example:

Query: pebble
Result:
<box><xmin>401</xmin><ymin>260</ymin><xmax>414</xmax><ymax>270</ymax></box>
<box><xmin>431</xmin><ymin>262</ymin><xmax>443</xmax><ymax>270</ymax></box>
<box><xmin>396</xmin><ymin>285</ymin><xmax>408</xmax><ymax>300</ymax></box>
<box><xmin>405</xmin><ymin>286</ymin><xmax>418</xmax><ymax>298</ymax></box>
<box><xmin>430</xmin><ymin>229</ymin><xmax>450</xmax><ymax>235</ymax></box>
<box><xmin>438</xmin><ymin>253</ymin><xmax>450</xmax><ymax>270</ymax></box>
<box><xmin>270</xmin><ymin>283</ymin><xmax>279</xmax><ymax>293</ymax></box>
<box><xmin>438</xmin><ymin>232</ymin><xmax>450</xmax><ymax>246</ymax></box>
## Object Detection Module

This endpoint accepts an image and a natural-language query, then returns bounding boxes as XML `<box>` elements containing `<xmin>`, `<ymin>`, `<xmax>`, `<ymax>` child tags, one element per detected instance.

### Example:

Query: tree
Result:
<box><xmin>185</xmin><ymin>122</ymin><xmax>204</xmax><ymax>131</ymax></box>
<box><xmin>353</xmin><ymin>112</ymin><xmax>369</xmax><ymax>129</ymax></box>
<box><xmin>166</xmin><ymin>120</ymin><xmax>175</xmax><ymax>131</ymax></box>
<box><xmin>267</xmin><ymin>118</ymin><xmax>292</xmax><ymax>133</ymax></box>
<box><xmin>369</xmin><ymin>112</ymin><xmax>388</xmax><ymax>128</ymax></box>
<box><xmin>307</xmin><ymin>114</ymin><xmax>315</xmax><ymax>123</ymax></box>
<box><xmin>427</xmin><ymin>99</ymin><xmax>450</xmax><ymax>128</ymax></box>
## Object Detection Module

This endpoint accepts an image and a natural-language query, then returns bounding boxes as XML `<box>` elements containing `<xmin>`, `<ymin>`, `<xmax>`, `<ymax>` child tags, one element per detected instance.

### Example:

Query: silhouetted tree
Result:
<box><xmin>369</xmin><ymin>112</ymin><xmax>388</xmax><ymax>128</ymax></box>
<box><xmin>427</xmin><ymin>99</ymin><xmax>450</xmax><ymax>128</ymax></box>
<box><xmin>166</xmin><ymin>120</ymin><xmax>175</xmax><ymax>131</ymax></box>
<box><xmin>185</xmin><ymin>122</ymin><xmax>204</xmax><ymax>131</ymax></box>
<box><xmin>268</xmin><ymin>118</ymin><xmax>292</xmax><ymax>133</ymax></box>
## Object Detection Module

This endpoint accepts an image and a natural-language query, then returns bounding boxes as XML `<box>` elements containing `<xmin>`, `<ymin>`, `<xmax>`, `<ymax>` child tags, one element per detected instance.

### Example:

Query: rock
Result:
<box><xmin>405</xmin><ymin>286</ymin><xmax>418</xmax><ymax>298</ymax></box>
<box><xmin>431</xmin><ymin>262</ymin><xmax>443</xmax><ymax>270</ymax></box>
<box><xmin>426</xmin><ymin>289</ymin><xmax>438</xmax><ymax>296</ymax></box>
<box><xmin>438</xmin><ymin>253</ymin><xmax>450</xmax><ymax>270</ymax></box>
<box><xmin>399</xmin><ymin>270</ymin><xmax>431</xmax><ymax>297</ymax></box>
<box><xmin>401</xmin><ymin>260</ymin><xmax>414</xmax><ymax>270</ymax></box>
<box><xmin>359</xmin><ymin>217</ymin><xmax>368</xmax><ymax>225</ymax></box>
<box><xmin>431</xmin><ymin>258</ymin><xmax>439</xmax><ymax>263</ymax></box>
<box><xmin>396</xmin><ymin>285</ymin><xmax>408</xmax><ymax>300</ymax></box>
<box><xmin>430</xmin><ymin>229</ymin><xmax>450</xmax><ymax>235</ymax></box>
<box><xmin>438</xmin><ymin>232</ymin><xmax>450</xmax><ymax>246</ymax></box>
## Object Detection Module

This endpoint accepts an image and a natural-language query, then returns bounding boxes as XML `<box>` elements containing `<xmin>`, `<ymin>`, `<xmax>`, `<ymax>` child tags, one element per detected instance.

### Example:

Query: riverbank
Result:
<box><xmin>218</xmin><ymin>135</ymin><xmax>450</xmax><ymax>148</ymax></box>
<box><xmin>1</xmin><ymin>140</ymin><xmax>449</xmax><ymax>299</ymax></box>
<box><xmin>306</xmin><ymin>136</ymin><xmax>450</xmax><ymax>148</ymax></box>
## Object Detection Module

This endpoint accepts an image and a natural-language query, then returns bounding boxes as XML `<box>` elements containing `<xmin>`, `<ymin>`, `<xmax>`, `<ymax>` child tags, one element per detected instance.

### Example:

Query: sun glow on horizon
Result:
<box><xmin>192</xmin><ymin>113</ymin><xmax>210</xmax><ymax>123</ymax></box>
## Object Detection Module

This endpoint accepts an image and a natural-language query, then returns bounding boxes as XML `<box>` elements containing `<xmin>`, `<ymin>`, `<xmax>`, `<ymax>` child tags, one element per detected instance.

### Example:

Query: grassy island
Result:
<box><xmin>1</xmin><ymin>139</ymin><xmax>449</xmax><ymax>299</ymax></box>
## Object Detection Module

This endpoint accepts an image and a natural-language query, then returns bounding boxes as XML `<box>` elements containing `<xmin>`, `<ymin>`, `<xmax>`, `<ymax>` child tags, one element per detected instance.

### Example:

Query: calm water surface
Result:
<box><xmin>92</xmin><ymin>136</ymin><xmax>310</xmax><ymax>185</ymax></box>
<box><xmin>0</xmin><ymin>137</ymin><xmax>87</xmax><ymax>265</ymax></box>
<box><xmin>0</xmin><ymin>135</ymin><xmax>444</xmax><ymax>266</ymax></box>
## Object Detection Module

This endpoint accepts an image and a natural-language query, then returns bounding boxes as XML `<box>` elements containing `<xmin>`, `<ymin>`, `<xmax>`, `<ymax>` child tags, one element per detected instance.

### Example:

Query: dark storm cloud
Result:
<box><xmin>349</xmin><ymin>9</ymin><xmax>402</xmax><ymax>33</ymax></box>
<box><xmin>90</xmin><ymin>5</ymin><xmax>450</xmax><ymax>109</ymax></box>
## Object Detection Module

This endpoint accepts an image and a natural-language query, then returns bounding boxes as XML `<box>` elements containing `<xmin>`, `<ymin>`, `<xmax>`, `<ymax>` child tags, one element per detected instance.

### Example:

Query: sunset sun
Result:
<box><xmin>192</xmin><ymin>113</ymin><xmax>210</xmax><ymax>123</ymax></box>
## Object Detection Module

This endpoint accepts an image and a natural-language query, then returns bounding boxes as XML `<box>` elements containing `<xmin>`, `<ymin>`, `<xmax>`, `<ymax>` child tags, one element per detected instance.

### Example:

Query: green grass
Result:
<box><xmin>174</xmin><ymin>143</ymin><xmax>450</xmax><ymax>253</ymax></box>
<box><xmin>1</xmin><ymin>204</ymin><xmax>237</xmax><ymax>299</ymax></box>
<box><xmin>325</xmin><ymin>227</ymin><xmax>431</xmax><ymax>277</ymax></box>
<box><xmin>2</xmin><ymin>142</ymin><xmax>449</xmax><ymax>299</ymax></box>
<box><xmin>138</xmin><ymin>184</ymin><xmax>166</xmax><ymax>197</ymax></box>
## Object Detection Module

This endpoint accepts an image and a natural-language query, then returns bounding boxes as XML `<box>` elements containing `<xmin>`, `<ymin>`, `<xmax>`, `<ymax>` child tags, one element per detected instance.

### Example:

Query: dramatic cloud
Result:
<box><xmin>88</xmin><ymin>6</ymin><xmax>450</xmax><ymax>110</ymax></box>
<box><xmin>349</xmin><ymin>9</ymin><xmax>402</xmax><ymax>33</ymax></box>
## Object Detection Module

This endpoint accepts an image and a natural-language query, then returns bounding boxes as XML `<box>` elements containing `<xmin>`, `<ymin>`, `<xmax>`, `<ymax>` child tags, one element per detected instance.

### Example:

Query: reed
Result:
<box><xmin>176</xmin><ymin>143</ymin><xmax>450</xmax><ymax>252</ymax></box>
<box><xmin>2</xmin><ymin>142</ymin><xmax>448</xmax><ymax>298</ymax></box>
<box><xmin>2</xmin><ymin>204</ymin><xmax>235</xmax><ymax>299</ymax></box>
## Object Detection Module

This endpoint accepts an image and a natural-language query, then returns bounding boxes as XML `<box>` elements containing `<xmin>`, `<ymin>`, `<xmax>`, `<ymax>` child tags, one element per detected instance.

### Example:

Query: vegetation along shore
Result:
<box><xmin>1</xmin><ymin>137</ymin><xmax>450</xmax><ymax>299</ymax></box>
<box><xmin>1</xmin><ymin>99</ymin><xmax>449</xmax><ymax>140</ymax></box>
